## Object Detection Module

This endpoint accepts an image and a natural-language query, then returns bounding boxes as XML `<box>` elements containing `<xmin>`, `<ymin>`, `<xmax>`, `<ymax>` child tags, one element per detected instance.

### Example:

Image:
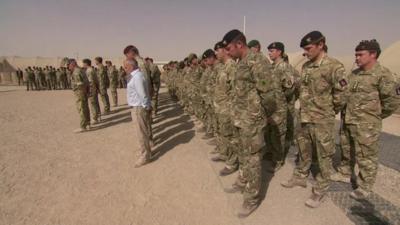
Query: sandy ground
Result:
<box><xmin>1</xmin><ymin>85</ymin><xmax>397</xmax><ymax>225</ymax></box>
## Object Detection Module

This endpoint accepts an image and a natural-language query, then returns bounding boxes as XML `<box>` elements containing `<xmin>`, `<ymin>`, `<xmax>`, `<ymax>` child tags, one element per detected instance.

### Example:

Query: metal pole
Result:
<box><xmin>243</xmin><ymin>16</ymin><xmax>246</xmax><ymax>34</ymax></box>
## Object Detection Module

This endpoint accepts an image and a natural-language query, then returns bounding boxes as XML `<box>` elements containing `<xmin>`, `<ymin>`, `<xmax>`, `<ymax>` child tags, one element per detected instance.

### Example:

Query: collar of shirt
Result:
<box><xmin>130</xmin><ymin>68</ymin><xmax>140</xmax><ymax>77</ymax></box>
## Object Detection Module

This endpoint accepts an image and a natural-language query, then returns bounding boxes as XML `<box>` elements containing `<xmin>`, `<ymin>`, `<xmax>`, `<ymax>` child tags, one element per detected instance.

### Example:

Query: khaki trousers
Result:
<box><xmin>131</xmin><ymin>107</ymin><xmax>151</xmax><ymax>161</ymax></box>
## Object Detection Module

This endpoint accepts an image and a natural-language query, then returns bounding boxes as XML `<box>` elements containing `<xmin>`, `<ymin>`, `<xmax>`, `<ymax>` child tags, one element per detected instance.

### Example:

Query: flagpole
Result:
<box><xmin>243</xmin><ymin>16</ymin><xmax>246</xmax><ymax>34</ymax></box>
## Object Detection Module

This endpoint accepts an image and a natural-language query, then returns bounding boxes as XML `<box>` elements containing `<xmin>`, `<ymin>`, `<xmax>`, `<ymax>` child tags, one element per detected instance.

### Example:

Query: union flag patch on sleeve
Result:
<box><xmin>339</xmin><ymin>79</ymin><xmax>348</xmax><ymax>87</ymax></box>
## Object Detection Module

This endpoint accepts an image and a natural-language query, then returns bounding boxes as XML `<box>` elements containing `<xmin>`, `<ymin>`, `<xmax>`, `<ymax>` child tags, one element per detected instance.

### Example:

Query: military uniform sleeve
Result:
<box><xmin>332</xmin><ymin>64</ymin><xmax>348</xmax><ymax>114</ymax></box>
<box><xmin>279</xmin><ymin>64</ymin><xmax>296</xmax><ymax>99</ymax></box>
<box><xmin>379</xmin><ymin>72</ymin><xmax>400</xmax><ymax>118</ymax></box>
<box><xmin>292</xmin><ymin>68</ymin><xmax>301</xmax><ymax>100</ymax></box>
<box><xmin>253</xmin><ymin>59</ymin><xmax>274</xmax><ymax>94</ymax></box>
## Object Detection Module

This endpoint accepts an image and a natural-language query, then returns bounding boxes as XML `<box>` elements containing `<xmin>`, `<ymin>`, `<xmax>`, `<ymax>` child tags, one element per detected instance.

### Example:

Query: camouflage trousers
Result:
<box><xmin>88</xmin><ymin>92</ymin><xmax>101</xmax><ymax>122</ymax></box>
<box><xmin>234</xmin><ymin>125</ymin><xmax>265</xmax><ymax>205</ymax></box>
<box><xmin>99</xmin><ymin>88</ymin><xmax>110</xmax><ymax>113</ymax></box>
<box><xmin>216</xmin><ymin>113</ymin><xmax>238</xmax><ymax>168</ymax></box>
<box><xmin>336</xmin><ymin>123</ymin><xmax>352</xmax><ymax>176</ymax></box>
<box><xmin>293</xmin><ymin>122</ymin><xmax>335</xmax><ymax>194</ymax></box>
<box><xmin>110</xmin><ymin>86</ymin><xmax>118</xmax><ymax>107</ymax></box>
<box><xmin>202</xmin><ymin>101</ymin><xmax>216</xmax><ymax>135</ymax></box>
<box><xmin>285</xmin><ymin>104</ymin><xmax>296</xmax><ymax>154</ymax></box>
<box><xmin>152</xmin><ymin>86</ymin><xmax>160</xmax><ymax>114</ymax></box>
<box><xmin>265</xmin><ymin>113</ymin><xmax>287</xmax><ymax>166</ymax></box>
<box><xmin>26</xmin><ymin>79</ymin><xmax>34</xmax><ymax>91</ymax></box>
<box><xmin>191</xmin><ymin>94</ymin><xmax>202</xmax><ymax>119</ymax></box>
<box><xmin>344</xmin><ymin>123</ymin><xmax>381</xmax><ymax>192</ymax></box>
<box><xmin>74</xmin><ymin>91</ymin><xmax>90</xmax><ymax>129</ymax></box>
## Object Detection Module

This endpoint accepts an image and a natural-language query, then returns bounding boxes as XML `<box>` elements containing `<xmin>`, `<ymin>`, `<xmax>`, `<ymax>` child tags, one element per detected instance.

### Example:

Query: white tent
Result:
<box><xmin>0</xmin><ymin>58</ymin><xmax>17</xmax><ymax>84</ymax></box>
<box><xmin>380</xmin><ymin>40</ymin><xmax>400</xmax><ymax>75</ymax></box>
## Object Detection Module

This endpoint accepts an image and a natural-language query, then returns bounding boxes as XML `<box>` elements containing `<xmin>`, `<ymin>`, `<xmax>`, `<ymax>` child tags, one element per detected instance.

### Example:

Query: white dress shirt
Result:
<box><xmin>127</xmin><ymin>69</ymin><xmax>151</xmax><ymax>109</ymax></box>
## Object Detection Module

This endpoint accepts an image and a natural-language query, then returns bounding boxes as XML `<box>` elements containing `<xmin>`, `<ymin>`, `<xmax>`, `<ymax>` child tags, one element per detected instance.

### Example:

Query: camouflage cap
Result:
<box><xmin>267</xmin><ymin>42</ymin><xmax>285</xmax><ymax>52</ymax></box>
<box><xmin>202</xmin><ymin>49</ymin><xmax>216</xmax><ymax>59</ymax></box>
<box><xmin>248</xmin><ymin>40</ymin><xmax>261</xmax><ymax>48</ymax></box>
<box><xmin>300</xmin><ymin>31</ymin><xmax>325</xmax><ymax>48</ymax></box>
<box><xmin>222</xmin><ymin>29</ymin><xmax>243</xmax><ymax>46</ymax></box>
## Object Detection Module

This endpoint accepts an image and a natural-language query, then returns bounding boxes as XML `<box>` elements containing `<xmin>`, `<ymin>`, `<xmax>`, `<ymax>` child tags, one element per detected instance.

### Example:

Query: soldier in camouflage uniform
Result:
<box><xmin>34</xmin><ymin>67</ymin><xmax>41</xmax><ymax>90</ymax></box>
<box><xmin>248</xmin><ymin>40</ymin><xmax>262</xmax><ymax>53</ymax></box>
<box><xmin>281</xmin><ymin>31</ymin><xmax>348</xmax><ymax>208</ymax></box>
<box><xmin>183</xmin><ymin>54</ymin><xmax>199</xmax><ymax>116</ymax></box>
<box><xmin>213</xmin><ymin>41</ymin><xmax>239</xmax><ymax>176</ymax></box>
<box><xmin>267</xmin><ymin>42</ymin><xmax>299</xmax><ymax>171</ymax></box>
<box><xmin>199</xmin><ymin>50</ymin><xmax>217</xmax><ymax>139</ymax></box>
<box><xmin>106</xmin><ymin>61</ymin><xmax>119</xmax><ymax>107</ymax></box>
<box><xmin>95</xmin><ymin>57</ymin><xmax>111</xmax><ymax>114</ymax></box>
<box><xmin>221</xmin><ymin>30</ymin><xmax>268</xmax><ymax>218</ymax></box>
<box><xmin>118</xmin><ymin>66</ymin><xmax>127</xmax><ymax>88</ymax></box>
<box><xmin>146</xmin><ymin>58</ymin><xmax>161</xmax><ymax>115</ymax></box>
<box><xmin>56</xmin><ymin>68</ymin><xmax>62</xmax><ymax>89</ymax></box>
<box><xmin>26</xmin><ymin>67</ymin><xmax>35</xmax><ymax>91</ymax></box>
<box><xmin>68</xmin><ymin>59</ymin><xmax>91</xmax><ymax>133</ymax></box>
<box><xmin>60</xmin><ymin>67</ymin><xmax>68</xmax><ymax>89</ymax></box>
<box><xmin>341</xmin><ymin>40</ymin><xmax>399</xmax><ymax>199</ymax></box>
<box><xmin>50</xmin><ymin>67</ymin><xmax>57</xmax><ymax>90</ymax></box>
<box><xmin>83</xmin><ymin>59</ymin><xmax>101</xmax><ymax>124</ymax></box>
<box><xmin>44</xmin><ymin>66</ymin><xmax>52</xmax><ymax>90</ymax></box>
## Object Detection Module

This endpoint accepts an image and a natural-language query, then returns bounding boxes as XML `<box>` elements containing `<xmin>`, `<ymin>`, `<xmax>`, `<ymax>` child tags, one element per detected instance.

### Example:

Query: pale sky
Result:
<box><xmin>1</xmin><ymin>0</ymin><xmax>399</xmax><ymax>61</ymax></box>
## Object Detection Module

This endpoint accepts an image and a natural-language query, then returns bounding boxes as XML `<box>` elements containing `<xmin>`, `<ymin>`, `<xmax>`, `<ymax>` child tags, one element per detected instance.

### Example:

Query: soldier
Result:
<box><xmin>39</xmin><ymin>67</ymin><xmax>47</xmax><ymax>90</ymax></box>
<box><xmin>50</xmin><ymin>66</ymin><xmax>57</xmax><ymax>90</ymax></box>
<box><xmin>248</xmin><ymin>40</ymin><xmax>261</xmax><ymax>53</ymax></box>
<box><xmin>184</xmin><ymin>53</ymin><xmax>199</xmax><ymax>116</ymax></box>
<box><xmin>34</xmin><ymin>67</ymin><xmax>41</xmax><ymax>90</ymax></box>
<box><xmin>26</xmin><ymin>67</ymin><xmax>35</xmax><ymax>91</ymax></box>
<box><xmin>95</xmin><ymin>57</ymin><xmax>111</xmax><ymax>114</ymax></box>
<box><xmin>66</xmin><ymin>67</ymin><xmax>72</xmax><ymax>89</ymax></box>
<box><xmin>281</xmin><ymin>31</ymin><xmax>348</xmax><ymax>208</ymax></box>
<box><xmin>199</xmin><ymin>50</ymin><xmax>217</xmax><ymax>139</ymax></box>
<box><xmin>339</xmin><ymin>40</ymin><xmax>400</xmax><ymax>199</ymax></box>
<box><xmin>56</xmin><ymin>68</ymin><xmax>62</xmax><ymax>89</ymax></box>
<box><xmin>83</xmin><ymin>59</ymin><xmax>101</xmax><ymax>124</ymax></box>
<box><xmin>118</xmin><ymin>66</ymin><xmax>127</xmax><ymax>88</ymax></box>
<box><xmin>44</xmin><ymin>66</ymin><xmax>52</xmax><ymax>90</ymax></box>
<box><xmin>16</xmin><ymin>68</ymin><xmax>23</xmax><ymax>86</ymax></box>
<box><xmin>67</xmin><ymin>59</ymin><xmax>91</xmax><ymax>133</ymax></box>
<box><xmin>221</xmin><ymin>29</ymin><xmax>268</xmax><ymax>217</ymax></box>
<box><xmin>146</xmin><ymin>58</ymin><xmax>161</xmax><ymax>115</ymax></box>
<box><xmin>60</xmin><ymin>67</ymin><xmax>68</xmax><ymax>89</ymax></box>
<box><xmin>106</xmin><ymin>61</ymin><xmax>119</xmax><ymax>107</ymax></box>
<box><xmin>213</xmin><ymin>41</ymin><xmax>239</xmax><ymax>176</ymax></box>
<box><xmin>267</xmin><ymin>42</ymin><xmax>298</xmax><ymax>171</ymax></box>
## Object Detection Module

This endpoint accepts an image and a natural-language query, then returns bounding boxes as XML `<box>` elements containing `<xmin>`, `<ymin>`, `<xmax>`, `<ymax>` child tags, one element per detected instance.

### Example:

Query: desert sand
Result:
<box><xmin>1</xmin><ymin>85</ymin><xmax>398</xmax><ymax>225</ymax></box>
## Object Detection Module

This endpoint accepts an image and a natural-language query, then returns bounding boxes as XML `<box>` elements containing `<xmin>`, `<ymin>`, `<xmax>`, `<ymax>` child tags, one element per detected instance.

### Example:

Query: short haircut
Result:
<box><xmin>123</xmin><ymin>45</ymin><xmax>139</xmax><ymax>55</ymax></box>
<box><xmin>82</xmin><ymin>58</ymin><xmax>91</xmax><ymax>66</ymax></box>
<box><xmin>105</xmin><ymin>60</ymin><xmax>112</xmax><ymax>65</ymax></box>
<box><xmin>95</xmin><ymin>57</ymin><xmax>103</xmax><ymax>63</ymax></box>
<box><xmin>125</xmin><ymin>59</ymin><xmax>138</xmax><ymax>67</ymax></box>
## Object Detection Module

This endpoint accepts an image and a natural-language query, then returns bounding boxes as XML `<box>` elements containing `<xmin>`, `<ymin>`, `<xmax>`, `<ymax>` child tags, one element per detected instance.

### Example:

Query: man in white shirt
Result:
<box><xmin>124</xmin><ymin>59</ymin><xmax>152</xmax><ymax>168</ymax></box>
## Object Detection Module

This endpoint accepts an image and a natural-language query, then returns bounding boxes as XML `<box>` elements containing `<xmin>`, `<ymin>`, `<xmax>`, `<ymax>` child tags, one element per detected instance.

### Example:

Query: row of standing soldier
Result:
<box><xmin>163</xmin><ymin>29</ymin><xmax>400</xmax><ymax>218</ymax></box>
<box><xmin>67</xmin><ymin>56</ymin><xmax>161</xmax><ymax>133</ymax></box>
<box><xmin>22</xmin><ymin>64</ymin><xmax>128</xmax><ymax>91</ymax></box>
